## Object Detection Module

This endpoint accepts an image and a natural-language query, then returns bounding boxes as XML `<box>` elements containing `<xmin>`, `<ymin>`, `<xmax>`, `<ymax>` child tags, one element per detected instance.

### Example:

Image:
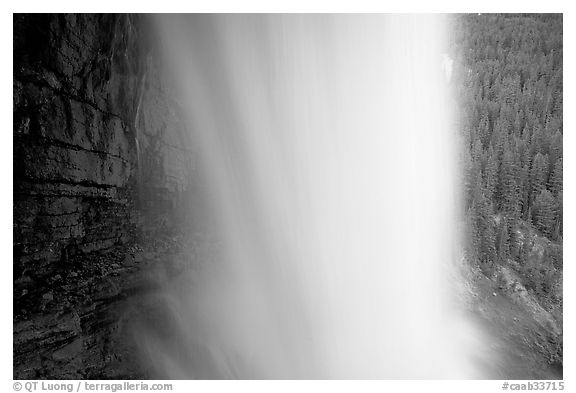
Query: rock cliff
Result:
<box><xmin>13</xmin><ymin>14</ymin><xmax>193</xmax><ymax>379</ymax></box>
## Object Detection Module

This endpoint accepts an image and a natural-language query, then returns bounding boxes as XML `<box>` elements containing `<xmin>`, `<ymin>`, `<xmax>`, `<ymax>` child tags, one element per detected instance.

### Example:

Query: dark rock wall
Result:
<box><xmin>14</xmin><ymin>13</ymin><xmax>192</xmax><ymax>279</ymax></box>
<box><xmin>13</xmin><ymin>14</ymin><xmax>194</xmax><ymax>378</ymax></box>
<box><xmin>14</xmin><ymin>14</ymin><xmax>141</xmax><ymax>276</ymax></box>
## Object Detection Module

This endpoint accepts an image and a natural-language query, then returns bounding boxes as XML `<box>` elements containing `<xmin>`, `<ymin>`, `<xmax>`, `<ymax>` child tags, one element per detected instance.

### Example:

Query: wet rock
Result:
<box><xmin>52</xmin><ymin>338</ymin><xmax>84</xmax><ymax>361</ymax></box>
<box><xmin>15</xmin><ymin>275</ymin><xmax>34</xmax><ymax>285</ymax></box>
<box><xmin>13</xmin><ymin>13</ymin><xmax>193</xmax><ymax>380</ymax></box>
<box><xmin>42</xmin><ymin>292</ymin><xmax>54</xmax><ymax>302</ymax></box>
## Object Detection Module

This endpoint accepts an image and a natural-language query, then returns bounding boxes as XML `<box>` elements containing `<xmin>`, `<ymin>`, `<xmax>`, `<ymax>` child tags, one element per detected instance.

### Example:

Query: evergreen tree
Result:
<box><xmin>477</xmin><ymin>113</ymin><xmax>491</xmax><ymax>147</ymax></box>
<box><xmin>499</xmin><ymin>148</ymin><xmax>520</xmax><ymax>218</ymax></box>
<box><xmin>496</xmin><ymin>219</ymin><xmax>511</xmax><ymax>263</ymax></box>
<box><xmin>484</xmin><ymin>146</ymin><xmax>499</xmax><ymax>200</ymax></box>
<box><xmin>549</xmin><ymin>130</ymin><xmax>563</xmax><ymax>168</ymax></box>
<box><xmin>555</xmin><ymin>190</ymin><xmax>563</xmax><ymax>240</ymax></box>
<box><xmin>548</xmin><ymin>158</ymin><xmax>562</xmax><ymax>196</ymax></box>
<box><xmin>530</xmin><ymin>152</ymin><xmax>549</xmax><ymax>198</ymax></box>
<box><xmin>533</xmin><ymin>189</ymin><xmax>556</xmax><ymax>237</ymax></box>
<box><xmin>471</xmin><ymin>189</ymin><xmax>497</xmax><ymax>269</ymax></box>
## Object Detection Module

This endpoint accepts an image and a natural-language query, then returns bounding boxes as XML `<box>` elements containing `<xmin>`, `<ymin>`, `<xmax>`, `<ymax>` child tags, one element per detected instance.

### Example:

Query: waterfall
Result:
<box><xmin>136</xmin><ymin>14</ymin><xmax>485</xmax><ymax>379</ymax></box>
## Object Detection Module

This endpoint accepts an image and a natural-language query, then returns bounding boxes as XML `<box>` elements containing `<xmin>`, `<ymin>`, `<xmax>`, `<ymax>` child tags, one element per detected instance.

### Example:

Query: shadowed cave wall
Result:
<box><xmin>13</xmin><ymin>14</ymin><xmax>194</xmax><ymax>378</ymax></box>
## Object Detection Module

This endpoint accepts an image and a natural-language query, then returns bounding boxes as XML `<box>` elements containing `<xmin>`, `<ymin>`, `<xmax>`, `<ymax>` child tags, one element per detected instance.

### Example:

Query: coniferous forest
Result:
<box><xmin>452</xmin><ymin>14</ymin><xmax>563</xmax><ymax>372</ymax></box>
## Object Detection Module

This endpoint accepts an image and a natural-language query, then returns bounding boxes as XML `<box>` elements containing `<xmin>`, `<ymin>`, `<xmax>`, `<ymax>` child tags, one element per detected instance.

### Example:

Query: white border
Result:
<box><xmin>2</xmin><ymin>4</ymin><xmax>572</xmax><ymax>393</ymax></box>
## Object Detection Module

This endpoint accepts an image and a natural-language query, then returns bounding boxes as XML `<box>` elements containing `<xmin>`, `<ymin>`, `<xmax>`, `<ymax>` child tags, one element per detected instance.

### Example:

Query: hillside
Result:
<box><xmin>451</xmin><ymin>14</ymin><xmax>563</xmax><ymax>378</ymax></box>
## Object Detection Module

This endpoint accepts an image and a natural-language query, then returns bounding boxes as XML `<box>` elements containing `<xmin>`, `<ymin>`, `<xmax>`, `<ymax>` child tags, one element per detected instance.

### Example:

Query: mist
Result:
<box><xmin>134</xmin><ymin>14</ymin><xmax>486</xmax><ymax>379</ymax></box>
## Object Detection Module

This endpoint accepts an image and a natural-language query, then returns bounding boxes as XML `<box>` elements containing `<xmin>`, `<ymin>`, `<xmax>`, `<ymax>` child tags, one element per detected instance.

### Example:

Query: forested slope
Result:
<box><xmin>451</xmin><ymin>14</ymin><xmax>563</xmax><ymax>374</ymax></box>
<box><xmin>453</xmin><ymin>14</ymin><xmax>562</xmax><ymax>304</ymax></box>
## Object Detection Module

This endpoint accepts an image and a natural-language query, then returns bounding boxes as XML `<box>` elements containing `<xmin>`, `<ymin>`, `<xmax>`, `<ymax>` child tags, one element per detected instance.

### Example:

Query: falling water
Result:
<box><xmin>136</xmin><ymin>14</ymin><xmax>485</xmax><ymax>379</ymax></box>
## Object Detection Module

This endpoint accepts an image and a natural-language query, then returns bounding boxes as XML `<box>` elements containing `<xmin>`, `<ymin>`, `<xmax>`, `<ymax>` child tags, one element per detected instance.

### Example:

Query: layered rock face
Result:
<box><xmin>13</xmin><ymin>14</ymin><xmax>193</xmax><ymax>378</ymax></box>
<box><xmin>14</xmin><ymin>14</ymin><xmax>142</xmax><ymax>276</ymax></box>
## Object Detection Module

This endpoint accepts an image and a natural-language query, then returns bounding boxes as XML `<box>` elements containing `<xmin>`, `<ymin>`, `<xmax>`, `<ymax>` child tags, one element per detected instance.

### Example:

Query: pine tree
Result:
<box><xmin>499</xmin><ymin>148</ymin><xmax>520</xmax><ymax>218</ymax></box>
<box><xmin>471</xmin><ymin>189</ymin><xmax>497</xmax><ymax>269</ymax></box>
<box><xmin>508</xmin><ymin>221</ymin><xmax>522</xmax><ymax>261</ymax></box>
<box><xmin>484</xmin><ymin>146</ymin><xmax>499</xmax><ymax>201</ymax></box>
<box><xmin>491</xmin><ymin>115</ymin><xmax>509</xmax><ymax>155</ymax></box>
<box><xmin>519</xmin><ymin>162</ymin><xmax>531</xmax><ymax>220</ymax></box>
<box><xmin>533</xmin><ymin>189</ymin><xmax>556</xmax><ymax>237</ymax></box>
<box><xmin>548</xmin><ymin>158</ymin><xmax>562</xmax><ymax>196</ymax></box>
<box><xmin>555</xmin><ymin>190</ymin><xmax>563</xmax><ymax>240</ymax></box>
<box><xmin>530</xmin><ymin>152</ymin><xmax>549</xmax><ymax>198</ymax></box>
<box><xmin>477</xmin><ymin>113</ymin><xmax>491</xmax><ymax>147</ymax></box>
<box><xmin>467</xmin><ymin>136</ymin><xmax>483</xmax><ymax>202</ymax></box>
<box><xmin>549</xmin><ymin>130</ymin><xmax>563</xmax><ymax>171</ymax></box>
<box><xmin>532</xmin><ymin>123</ymin><xmax>545</xmax><ymax>154</ymax></box>
<box><xmin>513</xmin><ymin>111</ymin><xmax>522</xmax><ymax>136</ymax></box>
<box><xmin>496</xmin><ymin>219</ymin><xmax>511</xmax><ymax>263</ymax></box>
